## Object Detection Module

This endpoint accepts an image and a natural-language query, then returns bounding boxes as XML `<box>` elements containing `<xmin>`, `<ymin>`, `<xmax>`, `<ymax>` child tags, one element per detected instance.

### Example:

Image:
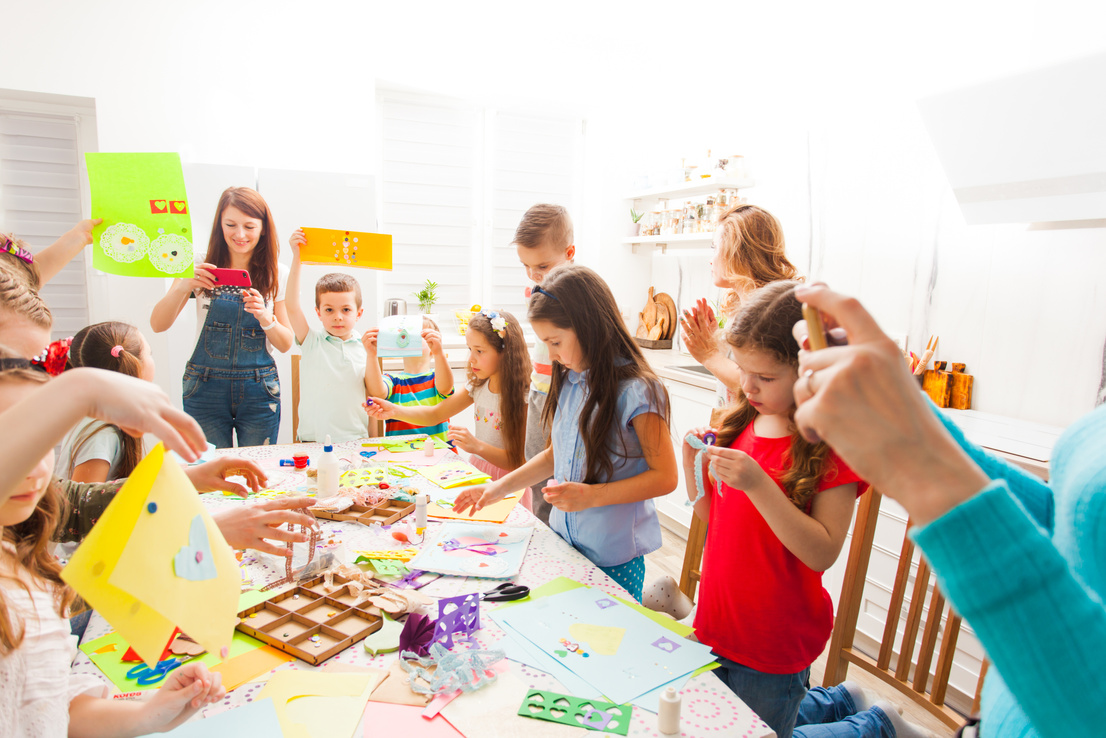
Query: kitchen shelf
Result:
<box><xmin>626</xmin><ymin>175</ymin><xmax>755</xmax><ymax>201</ymax></box>
<box><xmin>622</xmin><ymin>233</ymin><xmax>714</xmax><ymax>248</ymax></box>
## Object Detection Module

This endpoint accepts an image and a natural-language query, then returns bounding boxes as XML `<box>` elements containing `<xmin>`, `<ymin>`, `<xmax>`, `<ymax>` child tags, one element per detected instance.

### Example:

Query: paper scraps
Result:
<box><xmin>400</xmin><ymin>641</ymin><xmax>506</xmax><ymax>696</ymax></box>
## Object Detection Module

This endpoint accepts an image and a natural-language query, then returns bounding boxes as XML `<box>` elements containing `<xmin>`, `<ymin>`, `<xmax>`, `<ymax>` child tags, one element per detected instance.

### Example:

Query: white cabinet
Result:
<box><xmin>657</xmin><ymin>377</ymin><xmax>717</xmax><ymax>536</ymax></box>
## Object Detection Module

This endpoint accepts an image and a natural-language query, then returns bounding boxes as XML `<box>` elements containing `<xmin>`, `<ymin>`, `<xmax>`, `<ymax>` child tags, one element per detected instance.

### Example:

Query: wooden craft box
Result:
<box><xmin>313</xmin><ymin>499</ymin><xmax>415</xmax><ymax>526</ymax></box>
<box><xmin>236</xmin><ymin>574</ymin><xmax>383</xmax><ymax>665</ymax></box>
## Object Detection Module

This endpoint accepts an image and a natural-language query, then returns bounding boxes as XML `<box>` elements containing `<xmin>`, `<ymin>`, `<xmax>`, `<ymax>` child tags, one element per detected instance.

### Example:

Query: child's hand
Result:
<box><xmin>289</xmin><ymin>228</ymin><xmax>307</xmax><ymax>254</ymax></box>
<box><xmin>243</xmin><ymin>288</ymin><xmax>273</xmax><ymax>324</ymax></box>
<box><xmin>421</xmin><ymin>328</ymin><xmax>443</xmax><ymax>353</ymax></box>
<box><xmin>682</xmin><ymin>426</ymin><xmax>715</xmax><ymax>468</ymax></box>
<box><xmin>58</xmin><ymin>217</ymin><xmax>102</xmax><ymax>250</ymax></box>
<box><xmin>542</xmin><ymin>480</ymin><xmax>593</xmax><ymax>512</ymax></box>
<box><xmin>453</xmin><ymin>484</ymin><xmax>497</xmax><ymax>516</ymax></box>
<box><xmin>141</xmin><ymin>662</ymin><xmax>225</xmax><ymax>733</ymax></box>
<box><xmin>362</xmin><ymin>328</ymin><xmax>379</xmax><ymax>357</ymax></box>
<box><xmin>363</xmin><ymin>396</ymin><xmax>397</xmax><ymax>419</ymax></box>
<box><xmin>706</xmin><ymin>446</ymin><xmax>773</xmax><ymax>494</ymax></box>
<box><xmin>211</xmin><ymin>497</ymin><xmax>316</xmax><ymax>555</ymax></box>
<box><xmin>680</xmin><ymin>298</ymin><xmax>720</xmax><ymax>363</ymax></box>
<box><xmin>185</xmin><ymin>456</ymin><xmax>268</xmax><ymax>497</ymax></box>
<box><xmin>446</xmin><ymin>425</ymin><xmax>479</xmax><ymax>454</ymax></box>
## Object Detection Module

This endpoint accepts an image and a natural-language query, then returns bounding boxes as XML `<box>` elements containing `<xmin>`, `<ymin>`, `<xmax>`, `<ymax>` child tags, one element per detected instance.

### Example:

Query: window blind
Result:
<box><xmin>0</xmin><ymin>112</ymin><xmax>87</xmax><ymax>339</ymax></box>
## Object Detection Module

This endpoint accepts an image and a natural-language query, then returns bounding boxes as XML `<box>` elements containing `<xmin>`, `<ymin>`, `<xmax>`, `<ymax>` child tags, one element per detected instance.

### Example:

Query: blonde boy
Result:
<box><xmin>287</xmin><ymin>232</ymin><xmax>369</xmax><ymax>442</ymax></box>
<box><xmin>514</xmin><ymin>203</ymin><xmax>575</xmax><ymax>525</ymax></box>
<box><xmin>363</xmin><ymin>317</ymin><xmax>454</xmax><ymax>440</ymax></box>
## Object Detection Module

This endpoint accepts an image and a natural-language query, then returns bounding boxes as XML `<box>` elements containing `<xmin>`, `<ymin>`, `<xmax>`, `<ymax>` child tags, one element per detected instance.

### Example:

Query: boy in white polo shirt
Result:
<box><xmin>286</xmin><ymin>229</ymin><xmax>369</xmax><ymax>442</ymax></box>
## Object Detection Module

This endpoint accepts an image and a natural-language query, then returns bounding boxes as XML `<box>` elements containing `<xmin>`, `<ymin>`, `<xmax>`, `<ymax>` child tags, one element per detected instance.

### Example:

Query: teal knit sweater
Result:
<box><xmin>912</xmin><ymin>403</ymin><xmax>1106</xmax><ymax>738</ymax></box>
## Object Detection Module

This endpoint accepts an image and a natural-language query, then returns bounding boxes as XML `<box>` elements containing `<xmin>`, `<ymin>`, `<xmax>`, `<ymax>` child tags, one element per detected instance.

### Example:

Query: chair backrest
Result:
<box><xmin>291</xmin><ymin>354</ymin><xmax>301</xmax><ymax>442</ymax></box>
<box><xmin>823</xmin><ymin>490</ymin><xmax>983</xmax><ymax>730</ymax></box>
<box><xmin>678</xmin><ymin>408</ymin><xmax>726</xmax><ymax>601</ymax></box>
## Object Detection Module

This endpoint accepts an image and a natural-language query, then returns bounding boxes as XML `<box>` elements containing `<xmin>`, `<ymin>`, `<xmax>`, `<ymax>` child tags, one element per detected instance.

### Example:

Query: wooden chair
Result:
<box><xmin>823</xmin><ymin>489</ymin><xmax>983</xmax><ymax>730</ymax></box>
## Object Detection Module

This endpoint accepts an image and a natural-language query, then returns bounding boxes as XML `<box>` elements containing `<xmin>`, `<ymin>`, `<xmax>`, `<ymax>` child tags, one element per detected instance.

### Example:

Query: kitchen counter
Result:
<box><xmin>641</xmin><ymin>347</ymin><xmax>716</xmax><ymax>391</ymax></box>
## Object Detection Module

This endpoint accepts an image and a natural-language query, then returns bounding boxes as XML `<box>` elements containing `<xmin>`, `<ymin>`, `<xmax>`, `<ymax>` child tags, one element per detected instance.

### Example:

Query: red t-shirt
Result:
<box><xmin>693</xmin><ymin>423</ymin><xmax>868</xmax><ymax>673</ymax></box>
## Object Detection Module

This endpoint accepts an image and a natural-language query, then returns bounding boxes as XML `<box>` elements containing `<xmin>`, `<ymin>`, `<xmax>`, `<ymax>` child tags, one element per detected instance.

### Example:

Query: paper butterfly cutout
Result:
<box><xmin>174</xmin><ymin>514</ymin><xmax>217</xmax><ymax>581</ymax></box>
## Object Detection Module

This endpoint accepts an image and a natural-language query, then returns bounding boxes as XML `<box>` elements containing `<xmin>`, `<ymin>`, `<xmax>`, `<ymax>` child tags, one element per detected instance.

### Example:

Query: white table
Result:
<box><xmin>72</xmin><ymin>440</ymin><xmax>773</xmax><ymax>737</ymax></box>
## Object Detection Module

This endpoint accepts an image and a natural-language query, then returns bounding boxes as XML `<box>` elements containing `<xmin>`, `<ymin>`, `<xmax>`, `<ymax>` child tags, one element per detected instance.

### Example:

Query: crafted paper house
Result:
<box><xmin>63</xmin><ymin>444</ymin><xmax>240</xmax><ymax>667</ymax></box>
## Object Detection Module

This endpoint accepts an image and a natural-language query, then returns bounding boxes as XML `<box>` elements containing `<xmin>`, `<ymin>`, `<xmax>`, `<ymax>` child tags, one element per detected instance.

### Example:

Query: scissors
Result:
<box><xmin>360</xmin><ymin>450</ymin><xmax>378</xmax><ymax>460</ymax></box>
<box><xmin>126</xmin><ymin>657</ymin><xmax>183</xmax><ymax>686</ymax></box>
<box><xmin>481</xmin><ymin>582</ymin><xmax>531</xmax><ymax>602</ymax></box>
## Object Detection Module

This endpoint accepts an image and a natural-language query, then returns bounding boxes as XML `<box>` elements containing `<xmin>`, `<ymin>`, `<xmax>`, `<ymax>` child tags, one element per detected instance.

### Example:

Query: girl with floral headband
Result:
<box><xmin>365</xmin><ymin>309</ymin><xmax>534</xmax><ymax>509</ymax></box>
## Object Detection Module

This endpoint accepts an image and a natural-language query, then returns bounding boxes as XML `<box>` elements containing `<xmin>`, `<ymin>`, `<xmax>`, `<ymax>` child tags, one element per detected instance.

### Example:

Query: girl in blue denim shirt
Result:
<box><xmin>455</xmin><ymin>265</ymin><xmax>678</xmax><ymax>600</ymax></box>
<box><xmin>151</xmin><ymin>187</ymin><xmax>293</xmax><ymax>447</ymax></box>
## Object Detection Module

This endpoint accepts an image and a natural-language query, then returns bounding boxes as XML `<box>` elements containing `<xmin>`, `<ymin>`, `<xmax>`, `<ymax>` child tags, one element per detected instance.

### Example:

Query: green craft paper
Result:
<box><xmin>85</xmin><ymin>152</ymin><xmax>194</xmax><ymax>278</ymax></box>
<box><xmin>518</xmin><ymin>689</ymin><xmax>631</xmax><ymax>735</ymax></box>
<box><xmin>80</xmin><ymin>629</ymin><xmax>264</xmax><ymax>693</ymax></box>
<box><xmin>381</xmin><ymin>437</ymin><xmax>449</xmax><ymax>453</ymax></box>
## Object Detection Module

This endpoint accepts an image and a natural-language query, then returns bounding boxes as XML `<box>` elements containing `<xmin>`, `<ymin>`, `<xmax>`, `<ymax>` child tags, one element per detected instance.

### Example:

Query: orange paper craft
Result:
<box><xmin>427</xmin><ymin>492</ymin><xmax>522</xmax><ymax>524</ymax></box>
<box><xmin>301</xmin><ymin>227</ymin><xmax>392</xmax><ymax>270</ymax></box>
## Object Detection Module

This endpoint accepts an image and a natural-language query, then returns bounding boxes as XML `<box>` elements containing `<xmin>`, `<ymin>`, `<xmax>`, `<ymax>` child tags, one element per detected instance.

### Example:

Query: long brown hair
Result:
<box><xmin>714</xmin><ymin>204</ymin><xmax>799</xmax><ymax>316</ymax></box>
<box><xmin>0</xmin><ymin>348</ymin><xmax>75</xmax><ymax>654</ymax></box>
<box><xmin>466</xmin><ymin>310</ymin><xmax>530</xmax><ymax>469</ymax></box>
<box><xmin>529</xmin><ymin>264</ymin><xmax>670</xmax><ymax>483</ymax></box>
<box><xmin>205</xmin><ymin>187</ymin><xmax>281</xmax><ymax>301</ymax></box>
<box><xmin>63</xmin><ymin>321</ymin><xmax>146</xmax><ymax>478</ymax></box>
<box><xmin>714</xmin><ymin>280</ymin><xmax>831</xmax><ymax>511</ymax></box>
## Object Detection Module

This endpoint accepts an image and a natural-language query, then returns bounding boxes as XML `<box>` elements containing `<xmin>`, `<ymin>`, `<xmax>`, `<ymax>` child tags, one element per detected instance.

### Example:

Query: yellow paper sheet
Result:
<box><xmin>257</xmin><ymin>670</ymin><xmax>383</xmax><ymax>738</ymax></box>
<box><xmin>300</xmin><ymin>227</ymin><xmax>392</xmax><ymax>270</ymax></box>
<box><xmin>210</xmin><ymin>645</ymin><xmax>294</xmax><ymax>691</ymax></box>
<box><xmin>427</xmin><ymin>491</ymin><xmax>521</xmax><ymax>523</ymax></box>
<box><xmin>62</xmin><ymin>444</ymin><xmax>239</xmax><ymax>666</ymax></box>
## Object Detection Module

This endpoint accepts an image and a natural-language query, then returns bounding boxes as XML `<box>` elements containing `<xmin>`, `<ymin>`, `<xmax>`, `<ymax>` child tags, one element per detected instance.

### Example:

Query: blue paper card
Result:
<box><xmin>408</xmin><ymin>521</ymin><xmax>533</xmax><ymax>578</ymax></box>
<box><xmin>377</xmin><ymin>315</ymin><xmax>425</xmax><ymax>357</ymax></box>
<box><xmin>160</xmin><ymin>697</ymin><xmax>282</xmax><ymax>736</ymax></box>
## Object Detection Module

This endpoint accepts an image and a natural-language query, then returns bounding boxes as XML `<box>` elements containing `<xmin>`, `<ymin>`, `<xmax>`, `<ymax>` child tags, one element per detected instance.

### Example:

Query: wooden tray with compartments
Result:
<box><xmin>312</xmin><ymin>499</ymin><xmax>415</xmax><ymax>526</ymax></box>
<box><xmin>235</xmin><ymin>573</ymin><xmax>383</xmax><ymax>664</ymax></box>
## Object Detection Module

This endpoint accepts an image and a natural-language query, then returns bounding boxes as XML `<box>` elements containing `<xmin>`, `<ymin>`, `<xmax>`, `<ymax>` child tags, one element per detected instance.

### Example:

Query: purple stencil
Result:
<box><xmin>594</xmin><ymin>598</ymin><xmax>617</xmax><ymax>610</ymax></box>
<box><xmin>651</xmin><ymin>636</ymin><xmax>681</xmax><ymax>653</ymax></box>
<box><xmin>433</xmin><ymin>592</ymin><xmax>481</xmax><ymax>648</ymax></box>
<box><xmin>582</xmin><ymin>707</ymin><xmax>612</xmax><ymax>729</ymax></box>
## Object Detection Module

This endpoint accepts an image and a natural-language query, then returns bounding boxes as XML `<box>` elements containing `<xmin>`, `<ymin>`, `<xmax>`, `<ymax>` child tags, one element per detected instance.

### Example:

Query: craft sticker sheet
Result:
<box><xmin>377</xmin><ymin>314</ymin><xmax>426</xmax><ymax>358</ymax></box>
<box><xmin>409</xmin><ymin>522</ymin><xmax>533</xmax><ymax>578</ymax></box>
<box><xmin>417</xmin><ymin>459</ymin><xmax>492</xmax><ymax>489</ymax></box>
<box><xmin>300</xmin><ymin>227</ymin><xmax>392</xmax><ymax>270</ymax></box>
<box><xmin>85</xmin><ymin>152</ymin><xmax>194</xmax><ymax>278</ymax></box>
<box><xmin>493</xmin><ymin>586</ymin><xmax>715</xmax><ymax>704</ymax></box>
<box><xmin>62</xmin><ymin>444</ymin><xmax>240</xmax><ymax>666</ymax></box>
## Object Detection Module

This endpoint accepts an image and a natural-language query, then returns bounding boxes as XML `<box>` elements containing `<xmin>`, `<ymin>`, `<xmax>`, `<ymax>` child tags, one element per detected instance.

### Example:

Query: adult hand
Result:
<box><xmin>680</xmin><ymin>298</ymin><xmax>721</xmax><ymax>364</ymax></box>
<box><xmin>243</xmin><ymin>288</ymin><xmax>272</xmax><ymax>324</ymax></box>
<box><xmin>705</xmin><ymin>446</ymin><xmax>772</xmax><ymax>493</ymax></box>
<box><xmin>791</xmin><ymin>284</ymin><xmax>988</xmax><ymax>523</ymax></box>
<box><xmin>185</xmin><ymin>456</ymin><xmax>268</xmax><ymax>497</ymax></box>
<box><xmin>141</xmin><ymin>662</ymin><xmax>225</xmax><ymax>733</ymax></box>
<box><xmin>421</xmin><ymin>329</ymin><xmax>443</xmax><ymax>354</ymax></box>
<box><xmin>184</xmin><ymin>262</ymin><xmax>217</xmax><ymax>293</ymax></box>
<box><xmin>73</xmin><ymin>369</ymin><xmax>206</xmax><ymax>462</ymax></box>
<box><xmin>362</xmin><ymin>328</ymin><xmax>379</xmax><ymax>357</ymax></box>
<box><xmin>542</xmin><ymin>480</ymin><xmax>593</xmax><ymax>512</ymax></box>
<box><xmin>363</xmin><ymin>395</ymin><xmax>397</xmax><ymax>420</ymax></box>
<box><xmin>446</xmin><ymin>424</ymin><xmax>479</xmax><ymax>454</ymax></box>
<box><xmin>211</xmin><ymin>496</ymin><xmax>316</xmax><ymax>555</ymax></box>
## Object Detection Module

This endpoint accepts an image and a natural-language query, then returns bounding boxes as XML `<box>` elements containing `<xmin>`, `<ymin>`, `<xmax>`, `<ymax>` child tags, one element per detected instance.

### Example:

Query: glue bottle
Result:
<box><xmin>415</xmin><ymin>493</ymin><xmax>428</xmax><ymax>535</ymax></box>
<box><xmin>422</xmin><ymin>436</ymin><xmax>435</xmax><ymax>457</ymax></box>
<box><xmin>658</xmin><ymin>687</ymin><xmax>681</xmax><ymax>735</ymax></box>
<box><xmin>318</xmin><ymin>435</ymin><xmax>339</xmax><ymax>498</ymax></box>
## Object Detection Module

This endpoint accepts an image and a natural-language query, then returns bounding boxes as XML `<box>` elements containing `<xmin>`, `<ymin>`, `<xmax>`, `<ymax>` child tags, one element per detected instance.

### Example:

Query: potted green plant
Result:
<box><xmin>413</xmin><ymin>278</ymin><xmax>439</xmax><ymax>323</ymax></box>
<box><xmin>629</xmin><ymin>208</ymin><xmax>645</xmax><ymax>238</ymax></box>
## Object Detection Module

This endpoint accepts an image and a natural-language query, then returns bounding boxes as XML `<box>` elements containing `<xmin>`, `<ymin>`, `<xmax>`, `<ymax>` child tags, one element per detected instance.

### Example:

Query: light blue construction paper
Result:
<box><xmin>494</xmin><ymin>586</ymin><xmax>715</xmax><ymax>705</ymax></box>
<box><xmin>498</xmin><ymin>617</ymin><xmax>603</xmax><ymax>699</ymax></box>
<box><xmin>160</xmin><ymin>697</ymin><xmax>281</xmax><ymax>736</ymax></box>
<box><xmin>408</xmin><ymin>521</ymin><xmax>533</xmax><ymax>578</ymax></box>
<box><xmin>173</xmin><ymin>515</ymin><xmax>217</xmax><ymax>581</ymax></box>
<box><xmin>377</xmin><ymin>315</ymin><xmax>425</xmax><ymax>357</ymax></box>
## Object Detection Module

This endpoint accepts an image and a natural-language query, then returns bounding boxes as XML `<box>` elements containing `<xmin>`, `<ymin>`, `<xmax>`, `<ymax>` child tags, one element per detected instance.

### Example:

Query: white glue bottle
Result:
<box><xmin>422</xmin><ymin>436</ymin><xmax>435</xmax><ymax>457</ymax></box>
<box><xmin>415</xmin><ymin>493</ymin><xmax>428</xmax><ymax>535</ymax></box>
<box><xmin>317</xmin><ymin>435</ymin><xmax>339</xmax><ymax>498</ymax></box>
<box><xmin>658</xmin><ymin>686</ymin><xmax>681</xmax><ymax>735</ymax></box>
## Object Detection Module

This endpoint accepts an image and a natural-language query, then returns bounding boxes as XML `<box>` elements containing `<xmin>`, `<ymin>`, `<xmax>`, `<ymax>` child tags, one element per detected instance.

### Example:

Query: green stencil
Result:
<box><xmin>85</xmin><ymin>152</ymin><xmax>194</xmax><ymax>278</ymax></box>
<box><xmin>518</xmin><ymin>689</ymin><xmax>631</xmax><ymax>734</ymax></box>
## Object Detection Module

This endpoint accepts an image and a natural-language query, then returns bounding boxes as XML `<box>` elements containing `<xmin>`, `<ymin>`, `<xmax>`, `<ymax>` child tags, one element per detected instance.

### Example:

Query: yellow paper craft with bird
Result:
<box><xmin>62</xmin><ymin>444</ymin><xmax>239</xmax><ymax>666</ymax></box>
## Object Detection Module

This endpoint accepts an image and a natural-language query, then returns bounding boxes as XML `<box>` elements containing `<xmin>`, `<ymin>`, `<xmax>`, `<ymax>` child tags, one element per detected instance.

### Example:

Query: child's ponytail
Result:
<box><xmin>467</xmin><ymin>310</ymin><xmax>531</xmax><ymax>468</ymax></box>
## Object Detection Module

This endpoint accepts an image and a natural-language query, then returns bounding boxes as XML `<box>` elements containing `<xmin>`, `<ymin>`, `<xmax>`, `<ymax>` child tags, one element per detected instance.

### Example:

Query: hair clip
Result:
<box><xmin>0</xmin><ymin>234</ymin><xmax>35</xmax><ymax>265</ymax></box>
<box><xmin>30</xmin><ymin>337</ymin><xmax>72</xmax><ymax>376</ymax></box>
<box><xmin>480</xmin><ymin>310</ymin><xmax>508</xmax><ymax>339</ymax></box>
<box><xmin>531</xmin><ymin>285</ymin><xmax>558</xmax><ymax>301</ymax></box>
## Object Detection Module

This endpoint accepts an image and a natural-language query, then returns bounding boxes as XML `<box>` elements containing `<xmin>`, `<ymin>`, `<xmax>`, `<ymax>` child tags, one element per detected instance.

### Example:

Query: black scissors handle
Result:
<box><xmin>481</xmin><ymin>582</ymin><xmax>530</xmax><ymax>602</ymax></box>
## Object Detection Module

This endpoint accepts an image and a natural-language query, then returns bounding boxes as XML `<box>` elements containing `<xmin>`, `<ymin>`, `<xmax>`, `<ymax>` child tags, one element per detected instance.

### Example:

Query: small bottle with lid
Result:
<box><xmin>317</xmin><ymin>434</ymin><xmax>339</xmax><ymax>498</ymax></box>
<box><xmin>658</xmin><ymin>686</ymin><xmax>681</xmax><ymax>735</ymax></box>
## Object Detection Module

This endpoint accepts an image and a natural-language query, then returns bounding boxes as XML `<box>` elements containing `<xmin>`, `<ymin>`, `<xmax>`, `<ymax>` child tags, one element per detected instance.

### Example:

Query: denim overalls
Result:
<box><xmin>182</xmin><ymin>287</ymin><xmax>280</xmax><ymax>448</ymax></box>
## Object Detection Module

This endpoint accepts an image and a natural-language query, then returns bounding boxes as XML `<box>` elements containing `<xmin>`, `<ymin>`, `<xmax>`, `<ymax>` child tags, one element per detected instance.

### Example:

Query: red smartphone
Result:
<box><xmin>208</xmin><ymin>267</ymin><xmax>252</xmax><ymax>287</ymax></box>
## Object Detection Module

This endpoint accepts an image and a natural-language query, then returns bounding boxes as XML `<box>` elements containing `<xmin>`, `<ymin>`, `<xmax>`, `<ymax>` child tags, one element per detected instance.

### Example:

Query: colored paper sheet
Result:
<box><xmin>257</xmin><ymin>670</ymin><xmax>382</xmax><ymax>738</ymax></box>
<box><xmin>417</xmin><ymin>459</ymin><xmax>492</xmax><ymax>489</ymax></box>
<box><xmin>409</xmin><ymin>522</ymin><xmax>533</xmax><ymax>578</ymax></box>
<box><xmin>361</xmin><ymin>702</ymin><xmax>462</xmax><ymax>737</ymax></box>
<box><xmin>377</xmin><ymin>314</ymin><xmax>425</xmax><ymax>357</ymax></box>
<box><xmin>494</xmin><ymin>587</ymin><xmax>715</xmax><ymax>705</ymax></box>
<box><xmin>300</xmin><ymin>227</ymin><xmax>392</xmax><ymax>270</ymax></box>
<box><xmin>374</xmin><ymin>448</ymin><xmax>455</xmax><ymax>466</ymax></box>
<box><xmin>427</xmin><ymin>491</ymin><xmax>521</xmax><ymax>523</ymax></box>
<box><xmin>63</xmin><ymin>444</ymin><xmax>239</xmax><ymax>667</ymax></box>
<box><xmin>379</xmin><ymin>436</ymin><xmax>450</xmax><ymax>453</ymax></box>
<box><xmin>85</xmin><ymin>152</ymin><xmax>194</xmax><ymax>278</ymax></box>
<box><xmin>210</xmin><ymin>644</ymin><xmax>295</xmax><ymax>691</ymax></box>
<box><xmin>441</xmin><ymin>670</ymin><xmax>588</xmax><ymax>738</ymax></box>
<box><xmin>80</xmin><ymin>629</ymin><xmax>266</xmax><ymax>693</ymax></box>
<box><xmin>163</xmin><ymin>698</ymin><xmax>283</xmax><ymax>736</ymax></box>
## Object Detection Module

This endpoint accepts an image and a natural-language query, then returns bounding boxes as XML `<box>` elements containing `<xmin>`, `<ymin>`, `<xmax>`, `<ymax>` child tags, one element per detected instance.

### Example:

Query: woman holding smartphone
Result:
<box><xmin>151</xmin><ymin>186</ymin><xmax>293</xmax><ymax>447</ymax></box>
